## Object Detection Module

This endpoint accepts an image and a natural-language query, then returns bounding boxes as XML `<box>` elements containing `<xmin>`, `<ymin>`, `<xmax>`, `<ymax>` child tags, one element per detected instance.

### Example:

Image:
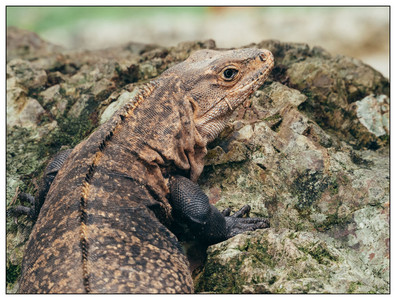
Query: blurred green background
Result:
<box><xmin>7</xmin><ymin>6</ymin><xmax>389</xmax><ymax>77</ymax></box>
<box><xmin>7</xmin><ymin>7</ymin><xmax>208</xmax><ymax>32</ymax></box>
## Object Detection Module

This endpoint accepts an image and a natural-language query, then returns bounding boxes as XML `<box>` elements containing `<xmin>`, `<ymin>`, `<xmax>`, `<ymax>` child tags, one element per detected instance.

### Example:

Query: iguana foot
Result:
<box><xmin>224</xmin><ymin>204</ymin><xmax>270</xmax><ymax>239</ymax></box>
<box><xmin>7</xmin><ymin>193</ymin><xmax>37</xmax><ymax>219</ymax></box>
<box><xmin>170</xmin><ymin>175</ymin><xmax>270</xmax><ymax>245</ymax></box>
<box><xmin>8</xmin><ymin>149</ymin><xmax>73</xmax><ymax>221</ymax></box>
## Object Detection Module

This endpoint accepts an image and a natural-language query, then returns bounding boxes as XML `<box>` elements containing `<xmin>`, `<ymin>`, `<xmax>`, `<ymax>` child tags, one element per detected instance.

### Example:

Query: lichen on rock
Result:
<box><xmin>355</xmin><ymin>94</ymin><xmax>389</xmax><ymax>137</ymax></box>
<box><xmin>195</xmin><ymin>228</ymin><xmax>388</xmax><ymax>293</ymax></box>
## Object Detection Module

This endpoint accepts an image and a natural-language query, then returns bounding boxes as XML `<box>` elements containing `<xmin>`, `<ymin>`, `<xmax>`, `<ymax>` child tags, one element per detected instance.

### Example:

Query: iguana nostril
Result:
<box><xmin>259</xmin><ymin>50</ymin><xmax>274</xmax><ymax>66</ymax></box>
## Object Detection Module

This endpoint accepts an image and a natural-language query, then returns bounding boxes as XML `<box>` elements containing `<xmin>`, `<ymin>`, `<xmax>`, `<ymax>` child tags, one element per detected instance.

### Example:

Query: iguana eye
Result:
<box><xmin>222</xmin><ymin>68</ymin><xmax>239</xmax><ymax>81</ymax></box>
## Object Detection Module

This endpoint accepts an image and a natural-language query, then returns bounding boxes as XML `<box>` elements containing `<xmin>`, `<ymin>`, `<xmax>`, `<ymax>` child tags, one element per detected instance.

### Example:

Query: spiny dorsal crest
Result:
<box><xmin>120</xmin><ymin>81</ymin><xmax>158</xmax><ymax>119</ymax></box>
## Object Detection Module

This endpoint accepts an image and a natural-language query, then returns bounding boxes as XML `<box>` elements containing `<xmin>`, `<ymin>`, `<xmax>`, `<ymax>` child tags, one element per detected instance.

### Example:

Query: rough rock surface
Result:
<box><xmin>6</xmin><ymin>27</ymin><xmax>389</xmax><ymax>293</ymax></box>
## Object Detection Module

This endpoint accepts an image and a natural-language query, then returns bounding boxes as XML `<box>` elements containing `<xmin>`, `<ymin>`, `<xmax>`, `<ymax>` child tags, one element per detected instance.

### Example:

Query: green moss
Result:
<box><xmin>347</xmin><ymin>281</ymin><xmax>362</xmax><ymax>293</ymax></box>
<box><xmin>264</xmin><ymin>113</ymin><xmax>282</xmax><ymax>130</ymax></box>
<box><xmin>6</xmin><ymin>260</ymin><xmax>21</xmax><ymax>289</ymax></box>
<box><xmin>45</xmin><ymin>115</ymin><xmax>94</xmax><ymax>152</ymax></box>
<box><xmin>194</xmin><ymin>256</ymin><xmax>244</xmax><ymax>293</ymax></box>
<box><xmin>328</xmin><ymin>179</ymin><xmax>339</xmax><ymax>195</ymax></box>
<box><xmin>268</xmin><ymin>276</ymin><xmax>277</xmax><ymax>285</ymax></box>
<box><xmin>241</xmin><ymin>238</ymin><xmax>275</xmax><ymax>268</ymax></box>
<box><xmin>263</xmin><ymin>114</ymin><xmax>281</xmax><ymax>122</ymax></box>
<box><xmin>298</xmin><ymin>242</ymin><xmax>338</xmax><ymax>266</ymax></box>
<box><xmin>349</xmin><ymin>151</ymin><xmax>374</xmax><ymax>167</ymax></box>
<box><xmin>291</xmin><ymin>171</ymin><xmax>353</xmax><ymax>232</ymax></box>
<box><xmin>313</xmin><ymin>174</ymin><xmax>351</xmax><ymax>232</ymax></box>
<box><xmin>292</xmin><ymin>170</ymin><xmax>329</xmax><ymax>217</ymax></box>
<box><xmin>6</xmin><ymin>127</ymin><xmax>47</xmax><ymax>205</ymax></box>
<box><xmin>195</xmin><ymin>237</ymin><xmax>274</xmax><ymax>293</ymax></box>
<box><xmin>379</xmin><ymin>134</ymin><xmax>390</xmax><ymax>144</ymax></box>
<box><xmin>300</xmin><ymin>88</ymin><xmax>314</xmax><ymax>103</ymax></box>
<box><xmin>314</xmin><ymin>213</ymin><xmax>350</xmax><ymax>232</ymax></box>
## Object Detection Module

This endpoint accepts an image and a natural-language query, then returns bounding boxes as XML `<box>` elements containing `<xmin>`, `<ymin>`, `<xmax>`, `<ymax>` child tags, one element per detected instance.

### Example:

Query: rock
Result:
<box><xmin>255</xmin><ymin>40</ymin><xmax>389</xmax><ymax>149</ymax></box>
<box><xmin>6</xmin><ymin>27</ymin><xmax>63</xmax><ymax>62</ymax></box>
<box><xmin>40</xmin><ymin>84</ymin><xmax>61</xmax><ymax>106</ymax></box>
<box><xmin>355</xmin><ymin>94</ymin><xmax>389</xmax><ymax>137</ymax></box>
<box><xmin>287</xmin><ymin>55</ymin><xmax>388</xmax><ymax>149</ymax></box>
<box><xmin>7</xmin><ymin>59</ymin><xmax>47</xmax><ymax>89</ymax></box>
<box><xmin>6</xmin><ymin>29</ymin><xmax>389</xmax><ymax>293</ymax></box>
<box><xmin>39</xmin><ymin>84</ymin><xmax>69</xmax><ymax>119</ymax></box>
<box><xmin>195</xmin><ymin>228</ymin><xmax>388</xmax><ymax>293</ymax></box>
<box><xmin>100</xmin><ymin>89</ymin><xmax>139</xmax><ymax>124</ymax></box>
<box><xmin>196</xmin><ymin>42</ymin><xmax>388</xmax><ymax>293</ymax></box>
<box><xmin>67</xmin><ymin>94</ymin><xmax>92</xmax><ymax>118</ymax></box>
<box><xmin>205</xmin><ymin>141</ymin><xmax>250</xmax><ymax>166</ymax></box>
<box><xmin>7</xmin><ymin>96</ymin><xmax>45</xmax><ymax>128</ymax></box>
<box><xmin>7</xmin><ymin>72</ymin><xmax>59</xmax><ymax>138</ymax></box>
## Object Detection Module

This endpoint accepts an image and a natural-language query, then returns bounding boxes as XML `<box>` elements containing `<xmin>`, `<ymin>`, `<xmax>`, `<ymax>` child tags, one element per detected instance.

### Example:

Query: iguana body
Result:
<box><xmin>16</xmin><ymin>48</ymin><xmax>274</xmax><ymax>293</ymax></box>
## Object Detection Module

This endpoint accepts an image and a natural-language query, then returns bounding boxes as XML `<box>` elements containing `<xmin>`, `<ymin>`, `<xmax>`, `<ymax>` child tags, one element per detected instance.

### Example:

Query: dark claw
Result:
<box><xmin>7</xmin><ymin>149</ymin><xmax>72</xmax><ymax>222</ymax></box>
<box><xmin>225</xmin><ymin>205</ymin><xmax>270</xmax><ymax>239</ymax></box>
<box><xmin>19</xmin><ymin>193</ymin><xmax>35</xmax><ymax>206</ymax></box>
<box><xmin>230</xmin><ymin>204</ymin><xmax>251</xmax><ymax>218</ymax></box>
<box><xmin>221</xmin><ymin>208</ymin><xmax>232</xmax><ymax>216</ymax></box>
<box><xmin>7</xmin><ymin>206</ymin><xmax>34</xmax><ymax>218</ymax></box>
<box><xmin>7</xmin><ymin>193</ymin><xmax>37</xmax><ymax>220</ymax></box>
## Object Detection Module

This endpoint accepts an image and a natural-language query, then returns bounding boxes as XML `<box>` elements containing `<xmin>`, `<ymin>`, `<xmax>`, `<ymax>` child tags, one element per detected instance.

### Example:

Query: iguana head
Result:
<box><xmin>164</xmin><ymin>48</ymin><xmax>274</xmax><ymax>143</ymax></box>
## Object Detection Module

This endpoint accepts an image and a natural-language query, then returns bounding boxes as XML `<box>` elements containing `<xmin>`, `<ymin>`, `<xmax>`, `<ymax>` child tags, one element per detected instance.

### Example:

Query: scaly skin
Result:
<box><xmin>17</xmin><ymin>48</ymin><xmax>274</xmax><ymax>293</ymax></box>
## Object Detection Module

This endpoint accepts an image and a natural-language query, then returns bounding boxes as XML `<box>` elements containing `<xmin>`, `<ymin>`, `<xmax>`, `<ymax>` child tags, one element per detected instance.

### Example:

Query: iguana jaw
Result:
<box><xmin>195</xmin><ymin>49</ymin><xmax>274</xmax><ymax>143</ymax></box>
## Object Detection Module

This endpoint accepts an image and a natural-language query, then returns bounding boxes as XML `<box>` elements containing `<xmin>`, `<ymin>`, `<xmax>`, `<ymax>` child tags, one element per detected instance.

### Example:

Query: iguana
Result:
<box><xmin>13</xmin><ymin>47</ymin><xmax>274</xmax><ymax>293</ymax></box>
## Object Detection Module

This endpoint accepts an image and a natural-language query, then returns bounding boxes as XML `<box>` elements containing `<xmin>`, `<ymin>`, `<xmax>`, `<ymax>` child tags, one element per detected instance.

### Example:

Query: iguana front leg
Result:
<box><xmin>170</xmin><ymin>175</ymin><xmax>270</xmax><ymax>245</ymax></box>
<box><xmin>8</xmin><ymin>149</ymin><xmax>73</xmax><ymax>220</ymax></box>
